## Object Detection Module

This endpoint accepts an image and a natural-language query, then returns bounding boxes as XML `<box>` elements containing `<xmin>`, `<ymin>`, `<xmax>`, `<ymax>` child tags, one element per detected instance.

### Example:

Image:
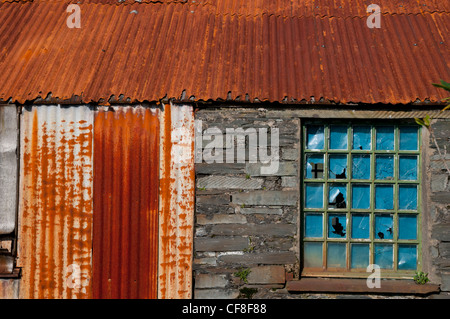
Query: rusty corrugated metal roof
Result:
<box><xmin>0</xmin><ymin>1</ymin><xmax>448</xmax><ymax>104</ymax></box>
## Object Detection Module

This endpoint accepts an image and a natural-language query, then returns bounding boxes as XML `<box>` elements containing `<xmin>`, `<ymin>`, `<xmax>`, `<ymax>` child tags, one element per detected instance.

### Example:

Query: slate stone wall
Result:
<box><xmin>193</xmin><ymin>107</ymin><xmax>300</xmax><ymax>299</ymax></box>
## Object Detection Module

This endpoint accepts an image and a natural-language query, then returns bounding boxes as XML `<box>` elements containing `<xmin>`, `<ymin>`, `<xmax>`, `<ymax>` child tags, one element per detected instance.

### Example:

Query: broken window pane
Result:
<box><xmin>376</xmin><ymin>126</ymin><xmax>394</xmax><ymax>150</ymax></box>
<box><xmin>306</xmin><ymin>125</ymin><xmax>324</xmax><ymax>150</ymax></box>
<box><xmin>375</xmin><ymin>184</ymin><xmax>393</xmax><ymax>210</ymax></box>
<box><xmin>375</xmin><ymin>155</ymin><xmax>394</xmax><ymax>180</ymax></box>
<box><xmin>351</xmin><ymin>214</ymin><xmax>370</xmax><ymax>239</ymax></box>
<box><xmin>399</xmin><ymin>155</ymin><xmax>418</xmax><ymax>181</ymax></box>
<box><xmin>305</xmin><ymin>213</ymin><xmax>323</xmax><ymax>238</ymax></box>
<box><xmin>399</xmin><ymin>126</ymin><xmax>418</xmax><ymax>151</ymax></box>
<box><xmin>327</xmin><ymin>243</ymin><xmax>347</xmax><ymax>268</ymax></box>
<box><xmin>398</xmin><ymin>185</ymin><xmax>417</xmax><ymax>210</ymax></box>
<box><xmin>304</xmin><ymin>242</ymin><xmax>323</xmax><ymax>268</ymax></box>
<box><xmin>352</xmin><ymin>184</ymin><xmax>370</xmax><ymax>209</ymax></box>
<box><xmin>329</xmin><ymin>155</ymin><xmax>347</xmax><ymax>179</ymax></box>
<box><xmin>328</xmin><ymin>214</ymin><xmax>347</xmax><ymax>238</ymax></box>
<box><xmin>374</xmin><ymin>244</ymin><xmax>393</xmax><ymax>269</ymax></box>
<box><xmin>328</xmin><ymin>183</ymin><xmax>347</xmax><ymax>209</ymax></box>
<box><xmin>305</xmin><ymin>183</ymin><xmax>324</xmax><ymax>208</ymax></box>
<box><xmin>351</xmin><ymin>244</ymin><xmax>370</xmax><ymax>269</ymax></box>
<box><xmin>375</xmin><ymin>214</ymin><xmax>394</xmax><ymax>240</ymax></box>
<box><xmin>329</xmin><ymin>125</ymin><xmax>348</xmax><ymax>150</ymax></box>
<box><xmin>398</xmin><ymin>244</ymin><xmax>417</xmax><ymax>270</ymax></box>
<box><xmin>398</xmin><ymin>215</ymin><xmax>417</xmax><ymax>240</ymax></box>
<box><xmin>305</xmin><ymin>154</ymin><xmax>324</xmax><ymax>179</ymax></box>
<box><xmin>352</xmin><ymin>126</ymin><xmax>371</xmax><ymax>150</ymax></box>
<box><xmin>352</xmin><ymin>154</ymin><xmax>371</xmax><ymax>180</ymax></box>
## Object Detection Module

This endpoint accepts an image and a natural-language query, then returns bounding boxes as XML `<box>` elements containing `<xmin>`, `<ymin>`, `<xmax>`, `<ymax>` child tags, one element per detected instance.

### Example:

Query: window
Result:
<box><xmin>301</xmin><ymin>122</ymin><xmax>421</xmax><ymax>278</ymax></box>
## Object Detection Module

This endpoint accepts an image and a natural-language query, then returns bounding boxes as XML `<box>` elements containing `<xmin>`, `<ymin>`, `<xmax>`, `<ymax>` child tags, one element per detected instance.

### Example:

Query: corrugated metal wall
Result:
<box><xmin>17</xmin><ymin>105</ymin><xmax>94</xmax><ymax>299</ymax></box>
<box><xmin>0</xmin><ymin>103</ymin><xmax>195</xmax><ymax>299</ymax></box>
<box><xmin>159</xmin><ymin>103</ymin><xmax>195</xmax><ymax>299</ymax></box>
<box><xmin>92</xmin><ymin>106</ymin><xmax>160</xmax><ymax>299</ymax></box>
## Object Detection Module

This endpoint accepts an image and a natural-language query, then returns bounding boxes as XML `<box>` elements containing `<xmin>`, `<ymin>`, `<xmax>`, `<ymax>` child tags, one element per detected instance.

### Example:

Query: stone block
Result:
<box><xmin>240</xmin><ymin>207</ymin><xmax>283</xmax><ymax>215</ymax></box>
<box><xmin>247</xmin><ymin>266</ymin><xmax>286</xmax><ymax>284</ymax></box>
<box><xmin>197</xmin><ymin>214</ymin><xmax>247</xmax><ymax>225</ymax></box>
<box><xmin>232</xmin><ymin>191</ymin><xmax>298</xmax><ymax>206</ymax></box>
<box><xmin>218</xmin><ymin>252</ymin><xmax>296</xmax><ymax>265</ymax></box>
<box><xmin>245</xmin><ymin>162</ymin><xmax>297</xmax><ymax>177</ymax></box>
<box><xmin>195</xmin><ymin>237</ymin><xmax>249</xmax><ymax>252</ymax></box>
<box><xmin>282</xmin><ymin>176</ymin><xmax>298</xmax><ymax>188</ymax></box>
<box><xmin>197</xmin><ymin>176</ymin><xmax>263</xmax><ymax>190</ymax></box>
<box><xmin>195</xmin><ymin>274</ymin><xmax>228</xmax><ymax>288</ymax></box>
<box><xmin>210</xmin><ymin>223</ymin><xmax>296</xmax><ymax>237</ymax></box>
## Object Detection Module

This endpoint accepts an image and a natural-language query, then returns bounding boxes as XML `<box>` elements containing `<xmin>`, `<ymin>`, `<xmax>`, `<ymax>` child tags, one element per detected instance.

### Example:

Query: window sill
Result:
<box><xmin>286</xmin><ymin>277</ymin><xmax>440</xmax><ymax>295</ymax></box>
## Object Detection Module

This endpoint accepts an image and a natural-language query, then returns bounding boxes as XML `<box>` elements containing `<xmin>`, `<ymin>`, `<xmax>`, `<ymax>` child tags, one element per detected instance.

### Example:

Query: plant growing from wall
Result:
<box><xmin>238</xmin><ymin>287</ymin><xmax>258</xmax><ymax>299</ymax></box>
<box><xmin>413</xmin><ymin>271</ymin><xmax>430</xmax><ymax>285</ymax></box>
<box><xmin>415</xmin><ymin>80</ymin><xmax>450</xmax><ymax>183</ymax></box>
<box><xmin>234</xmin><ymin>267</ymin><xmax>251</xmax><ymax>284</ymax></box>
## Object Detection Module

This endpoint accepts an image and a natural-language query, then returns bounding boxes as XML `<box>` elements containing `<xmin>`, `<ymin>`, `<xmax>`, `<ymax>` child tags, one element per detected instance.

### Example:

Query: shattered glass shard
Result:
<box><xmin>306</xmin><ymin>125</ymin><xmax>324</xmax><ymax>150</ymax></box>
<box><xmin>352</xmin><ymin>154</ymin><xmax>371</xmax><ymax>179</ymax></box>
<box><xmin>375</xmin><ymin>214</ymin><xmax>393</xmax><ymax>240</ymax></box>
<box><xmin>351</xmin><ymin>214</ymin><xmax>370</xmax><ymax>239</ymax></box>
<box><xmin>305</xmin><ymin>154</ymin><xmax>324</xmax><ymax>179</ymax></box>
<box><xmin>352</xmin><ymin>126</ymin><xmax>371</xmax><ymax>150</ymax></box>
<box><xmin>329</xmin><ymin>155</ymin><xmax>347</xmax><ymax>179</ymax></box>
<box><xmin>376</xmin><ymin>126</ymin><xmax>394</xmax><ymax>150</ymax></box>
<box><xmin>398</xmin><ymin>244</ymin><xmax>417</xmax><ymax>270</ymax></box>
<box><xmin>398</xmin><ymin>185</ymin><xmax>417</xmax><ymax>210</ymax></box>
<box><xmin>329</xmin><ymin>125</ymin><xmax>348</xmax><ymax>150</ymax></box>
<box><xmin>328</xmin><ymin>214</ymin><xmax>347</xmax><ymax>238</ymax></box>
<box><xmin>375</xmin><ymin>155</ymin><xmax>394</xmax><ymax>180</ymax></box>
<box><xmin>399</xmin><ymin>156</ymin><xmax>418</xmax><ymax>180</ymax></box>
<box><xmin>374</xmin><ymin>244</ymin><xmax>393</xmax><ymax>269</ymax></box>
<box><xmin>352</xmin><ymin>184</ymin><xmax>370</xmax><ymax>209</ymax></box>
<box><xmin>328</xmin><ymin>183</ymin><xmax>347</xmax><ymax>209</ymax></box>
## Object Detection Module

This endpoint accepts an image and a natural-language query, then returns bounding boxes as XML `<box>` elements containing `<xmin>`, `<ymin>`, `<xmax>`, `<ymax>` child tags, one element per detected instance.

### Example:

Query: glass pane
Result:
<box><xmin>305</xmin><ymin>214</ymin><xmax>323</xmax><ymax>238</ymax></box>
<box><xmin>375</xmin><ymin>214</ymin><xmax>394</xmax><ymax>240</ymax></box>
<box><xmin>374</xmin><ymin>244</ymin><xmax>393</xmax><ymax>269</ymax></box>
<box><xmin>304</xmin><ymin>242</ymin><xmax>323</xmax><ymax>268</ymax></box>
<box><xmin>375</xmin><ymin>155</ymin><xmax>394</xmax><ymax>180</ymax></box>
<box><xmin>328</xmin><ymin>183</ymin><xmax>347</xmax><ymax>209</ymax></box>
<box><xmin>306</xmin><ymin>125</ymin><xmax>324</xmax><ymax>150</ymax></box>
<box><xmin>399</xmin><ymin>185</ymin><xmax>418</xmax><ymax>210</ymax></box>
<box><xmin>352</xmin><ymin>184</ymin><xmax>370</xmax><ymax>209</ymax></box>
<box><xmin>328</xmin><ymin>214</ymin><xmax>347</xmax><ymax>238</ymax></box>
<box><xmin>305</xmin><ymin>183</ymin><xmax>324</xmax><ymax>208</ymax></box>
<box><xmin>351</xmin><ymin>214</ymin><xmax>370</xmax><ymax>239</ymax></box>
<box><xmin>305</xmin><ymin>154</ymin><xmax>324</xmax><ymax>179</ymax></box>
<box><xmin>399</xmin><ymin>126</ymin><xmax>418</xmax><ymax>151</ymax></box>
<box><xmin>376</xmin><ymin>126</ymin><xmax>394</xmax><ymax>150</ymax></box>
<box><xmin>353</xmin><ymin>126</ymin><xmax>371</xmax><ymax>150</ymax></box>
<box><xmin>329</xmin><ymin>125</ymin><xmax>348</xmax><ymax>150</ymax></box>
<box><xmin>398</xmin><ymin>244</ymin><xmax>417</xmax><ymax>270</ymax></box>
<box><xmin>351</xmin><ymin>244</ymin><xmax>370</xmax><ymax>269</ymax></box>
<box><xmin>399</xmin><ymin>156</ymin><xmax>418</xmax><ymax>181</ymax></box>
<box><xmin>327</xmin><ymin>243</ymin><xmax>347</xmax><ymax>268</ymax></box>
<box><xmin>352</xmin><ymin>154</ymin><xmax>371</xmax><ymax>180</ymax></box>
<box><xmin>329</xmin><ymin>155</ymin><xmax>347</xmax><ymax>179</ymax></box>
<box><xmin>375</xmin><ymin>184</ymin><xmax>394</xmax><ymax>210</ymax></box>
<box><xmin>398</xmin><ymin>215</ymin><xmax>417</xmax><ymax>240</ymax></box>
